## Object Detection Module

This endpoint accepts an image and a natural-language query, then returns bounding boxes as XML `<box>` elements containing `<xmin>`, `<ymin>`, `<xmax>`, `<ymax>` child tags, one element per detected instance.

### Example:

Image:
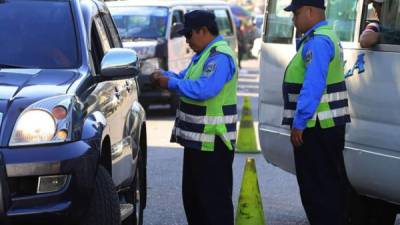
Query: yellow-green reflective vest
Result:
<box><xmin>282</xmin><ymin>25</ymin><xmax>351</xmax><ymax>129</ymax></box>
<box><xmin>171</xmin><ymin>39</ymin><xmax>238</xmax><ymax>151</ymax></box>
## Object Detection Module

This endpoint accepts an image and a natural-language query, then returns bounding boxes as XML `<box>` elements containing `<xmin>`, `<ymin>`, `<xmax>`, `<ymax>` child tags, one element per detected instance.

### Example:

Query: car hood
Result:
<box><xmin>0</xmin><ymin>68</ymin><xmax>80</xmax><ymax>103</ymax></box>
<box><xmin>122</xmin><ymin>40</ymin><xmax>159</xmax><ymax>59</ymax></box>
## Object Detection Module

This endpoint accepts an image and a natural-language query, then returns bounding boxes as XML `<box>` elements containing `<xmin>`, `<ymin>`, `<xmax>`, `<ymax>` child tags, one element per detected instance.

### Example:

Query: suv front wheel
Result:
<box><xmin>83</xmin><ymin>166</ymin><xmax>121</xmax><ymax>225</ymax></box>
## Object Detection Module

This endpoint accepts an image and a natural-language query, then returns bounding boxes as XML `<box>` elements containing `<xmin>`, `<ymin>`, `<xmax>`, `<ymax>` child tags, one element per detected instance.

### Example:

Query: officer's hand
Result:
<box><xmin>291</xmin><ymin>128</ymin><xmax>303</xmax><ymax>148</ymax></box>
<box><xmin>158</xmin><ymin>76</ymin><xmax>170</xmax><ymax>89</ymax></box>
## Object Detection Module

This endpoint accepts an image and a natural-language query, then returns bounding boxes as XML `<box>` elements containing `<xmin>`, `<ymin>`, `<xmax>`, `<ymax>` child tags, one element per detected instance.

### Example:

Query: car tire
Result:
<box><xmin>83</xmin><ymin>166</ymin><xmax>121</xmax><ymax>225</ymax></box>
<box><xmin>123</xmin><ymin>151</ymin><xmax>144</xmax><ymax>225</ymax></box>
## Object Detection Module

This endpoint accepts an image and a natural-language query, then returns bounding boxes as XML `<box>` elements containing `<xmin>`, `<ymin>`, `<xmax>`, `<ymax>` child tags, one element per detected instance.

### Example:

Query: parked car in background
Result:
<box><xmin>229</xmin><ymin>4</ymin><xmax>257</xmax><ymax>63</ymax></box>
<box><xmin>107</xmin><ymin>0</ymin><xmax>238</xmax><ymax>112</ymax></box>
<box><xmin>0</xmin><ymin>0</ymin><xmax>147</xmax><ymax>224</ymax></box>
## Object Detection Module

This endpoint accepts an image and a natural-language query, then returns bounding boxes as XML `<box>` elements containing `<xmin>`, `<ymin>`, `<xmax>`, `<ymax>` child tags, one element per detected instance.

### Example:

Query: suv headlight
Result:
<box><xmin>10</xmin><ymin>95</ymin><xmax>78</xmax><ymax>146</ymax></box>
<box><xmin>140</xmin><ymin>58</ymin><xmax>160</xmax><ymax>75</ymax></box>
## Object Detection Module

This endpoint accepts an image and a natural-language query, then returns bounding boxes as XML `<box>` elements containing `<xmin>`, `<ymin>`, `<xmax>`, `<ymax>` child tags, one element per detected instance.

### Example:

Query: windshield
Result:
<box><xmin>0</xmin><ymin>0</ymin><xmax>79</xmax><ymax>69</ymax></box>
<box><xmin>109</xmin><ymin>6</ymin><xmax>168</xmax><ymax>40</ymax></box>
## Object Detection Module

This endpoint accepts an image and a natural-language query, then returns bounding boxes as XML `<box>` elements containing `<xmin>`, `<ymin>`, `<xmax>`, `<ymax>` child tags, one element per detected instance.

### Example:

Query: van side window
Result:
<box><xmin>212</xmin><ymin>9</ymin><xmax>234</xmax><ymax>36</ymax></box>
<box><xmin>172</xmin><ymin>10</ymin><xmax>184</xmax><ymax>24</ymax></box>
<box><xmin>326</xmin><ymin>0</ymin><xmax>358</xmax><ymax>42</ymax></box>
<box><xmin>379</xmin><ymin>0</ymin><xmax>400</xmax><ymax>45</ymax></box>
<box><xmin>263</xmin><ymin>0</ymin><xmax>294</xmax><ymax>44</ymax></box>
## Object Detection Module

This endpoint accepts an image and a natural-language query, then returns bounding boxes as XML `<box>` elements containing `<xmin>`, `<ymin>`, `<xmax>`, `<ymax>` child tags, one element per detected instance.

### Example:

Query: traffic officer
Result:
<box><xmin>150</xmin><ymin>10</ymin><xmax>238</xmax><ymax>225</ymax></box>
<box><xmin>282</xmin><ymin>1</ymin><xmax>351</xmax><ymax>225</ymax></box>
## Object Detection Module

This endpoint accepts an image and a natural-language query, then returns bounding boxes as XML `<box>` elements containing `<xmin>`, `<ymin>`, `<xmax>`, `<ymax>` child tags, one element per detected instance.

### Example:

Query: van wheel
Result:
<box><xmin>123</xmin><ymin>152</ymin><xmax>144</xmax><ymax>225</ymax></box>
<box><xmin>348</xmin><ymin>195</ymin><xmax>398</xmax><ymax>225</ymax></box>
<box><xmin>83</xmin><ymin>166</ymin><xmax>120</xmax><ymax>225</ymax></box>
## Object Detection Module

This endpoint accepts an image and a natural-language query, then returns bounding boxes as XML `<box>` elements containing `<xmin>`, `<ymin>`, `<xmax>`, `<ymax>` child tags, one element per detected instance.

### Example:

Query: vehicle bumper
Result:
<box><xmin>0</xmin><ymin>140</ymin><xmax>99</xmax><ymax>223</ymax></box>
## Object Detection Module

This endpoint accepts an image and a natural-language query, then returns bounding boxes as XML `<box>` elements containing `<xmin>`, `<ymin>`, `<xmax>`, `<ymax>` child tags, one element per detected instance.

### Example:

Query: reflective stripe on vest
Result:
<box><xmin>283</xmin><ymin>107</ymin><xmax>349</xmax><ymax>121</ymax></box>
<box><xmin>288</xmin><ymin>91</ymin><xmax>348</xmax><ymax>104</ymax></box>
<box><xmin>173</xmin><ymin>128</ymin><xmax>237</xmax><ymax>143</ymax></box>
<box><xmin>176</xmin><ymin>110</ymin><xmax>238</xmax><ymax>125</ymax></box>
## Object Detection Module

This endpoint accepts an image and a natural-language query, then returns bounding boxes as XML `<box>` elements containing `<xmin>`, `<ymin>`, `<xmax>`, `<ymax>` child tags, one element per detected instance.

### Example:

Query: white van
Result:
<box><xmin>258</xmin><ymin>0</ymin><xmax>400</xmax><ymax>220</ymax></box>
<box><xmin>107</xmin><ymin>0</ymin><xmax>238</xmax><ymax>111</ymax></box>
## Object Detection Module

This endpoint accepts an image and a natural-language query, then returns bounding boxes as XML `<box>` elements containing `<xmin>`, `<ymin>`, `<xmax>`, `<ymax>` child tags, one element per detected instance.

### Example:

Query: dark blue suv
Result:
<box><xmin>0</xmin><ymin>0</ymin><xmax>147</xmax><ymax>224</ymax></box>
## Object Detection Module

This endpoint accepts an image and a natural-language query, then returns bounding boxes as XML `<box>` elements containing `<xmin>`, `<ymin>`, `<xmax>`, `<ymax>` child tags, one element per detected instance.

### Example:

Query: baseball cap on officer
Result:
<box><xmin>284</xmin><ymin>0</ymin><xmax>326</xmax><ymax>11</ymax></box>
<box><xmin>177</xmin><ymin>10</ymin><xmax>217</xmax><ymax>35</ymax></box>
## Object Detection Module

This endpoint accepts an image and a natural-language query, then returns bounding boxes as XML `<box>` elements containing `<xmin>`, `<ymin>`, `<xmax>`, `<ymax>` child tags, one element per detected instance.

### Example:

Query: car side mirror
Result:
<box><xmin>171</xmin><ymin>22</ymin><xmax>184</xmax><ymax>39</ymax></box>
<box><xmin>100</xmin><ymin>48</ymin><xmax>139</xmax><ymax>79</ymax></box>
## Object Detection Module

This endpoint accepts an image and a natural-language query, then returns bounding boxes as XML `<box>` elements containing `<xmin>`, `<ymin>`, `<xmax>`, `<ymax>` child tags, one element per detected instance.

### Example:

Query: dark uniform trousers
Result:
<box><xmin>182</xmin><ymin>136</ymin><xmax>234</xmax><ymax>225</ymax></box>
<box><xmin>294</xmin><ymin>122</ymin><xmax>349</xmax><ymax>225</ymax></box>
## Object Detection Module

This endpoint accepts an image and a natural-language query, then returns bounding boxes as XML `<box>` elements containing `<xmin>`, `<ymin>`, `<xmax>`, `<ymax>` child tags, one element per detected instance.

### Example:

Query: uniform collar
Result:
<box><xmin>304</xmin><ymin>20</ymin><xmax>328</xmax><ymax>37</ymax></box>
<box><xmin>297</xmin><ymin>20</ymin><xmax>328</xmax><ymax>49</ymax></box>
<box><xmin>193</xmin><ymin>35</ymin><xmax>223</xmax><ymax>62</ymax></box>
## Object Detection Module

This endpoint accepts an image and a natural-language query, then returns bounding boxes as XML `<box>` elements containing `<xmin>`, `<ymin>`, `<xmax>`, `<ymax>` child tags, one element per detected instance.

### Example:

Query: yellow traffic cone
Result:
<box><xmin>235</xmin><ymin>157</ymin><xmax>266</xmax><ymax>225</ymax></box>
<box><xmin>236</xmin><ymin>96</ymin><xmax>259</xmax><ymax>153</ymax></box>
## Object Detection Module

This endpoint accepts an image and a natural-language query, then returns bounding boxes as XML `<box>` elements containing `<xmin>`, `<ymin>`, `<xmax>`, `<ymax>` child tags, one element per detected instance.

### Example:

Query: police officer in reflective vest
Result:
<box><xmin>150</xmin><ymin>10</ymin><xmax>237</xmax><ymax>225</ymax></box>
<box><xmin>282</xmin><ymin>1</ymin><xmax>351</xmax><ymax>224</ymax></box>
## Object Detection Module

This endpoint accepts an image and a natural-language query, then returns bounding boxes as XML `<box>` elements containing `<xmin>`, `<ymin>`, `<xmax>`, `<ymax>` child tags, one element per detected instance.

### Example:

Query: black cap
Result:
<box><xmin>177</xmin><ymin>10</ymin><xmax>217</xmax><ymax>35</ymax></box>
<box><xmin>284</xmin><ymin>0</ymin><xmax>326</xmax><ymax>11</ymax></box>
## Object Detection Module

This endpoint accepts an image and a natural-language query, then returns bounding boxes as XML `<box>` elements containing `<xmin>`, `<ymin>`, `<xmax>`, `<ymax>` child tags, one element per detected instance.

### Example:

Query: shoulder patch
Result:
<box><xmin>203</xmin><ymin>61</ymin><xmax>217</xmax><ymax>77</ymax></box>
<box><xmin>305</xmin><ymin>50</ymin><xmax>313</xmax><ymax>66</ymax></box>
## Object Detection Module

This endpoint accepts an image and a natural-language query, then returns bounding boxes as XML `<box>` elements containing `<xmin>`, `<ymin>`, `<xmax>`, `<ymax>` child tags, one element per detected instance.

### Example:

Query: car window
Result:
<box><xmin>212</xmin><ymin>9</ymin><xmax>234</xmax><ymax>36</ymax></box>
<box><xmin>109</xmin><ymin>6</ymin><xmax>168</xmax><ymax>40</ymax></box>
<box><xmin>94</xmin><ymin>16</ymin><xmax>111</xmax><ymax>54</ymax></box>
<box><xmin>326</xmin><ymin>0</ymin><xmax>358</xmax><ymax>42</ymax></box>
<box><xmin>263</xmin><ymin>0</ymin><xmax>294</xmax><ymax>44</ymax></box>
<box><xmin>0</xmin><ymin>0</ymin><xmax>79</xmax><ymax>69</ymax></box>
<box><xmin>102</xmin><ymin>12</ymin><xmax>122</xmax><ymax>48</ymax></box>
<box><xmin>91</xmin><ymin>17</ymin><xmax>112</xmax><ymax>75</ymax></box>
<box><xmin>379</xmin><ymin>0</ymin><xmax>400</xmax><ymax>45</ymax></box>
<box><xmin>90</xmin><ymin>22</ymin><xmax>102</xmax><ymax>75</ymax></box>
<box><xmin>172</xmin><ymin>10</ymin><xmax>184</xmax><ymax>24</ymax></box>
